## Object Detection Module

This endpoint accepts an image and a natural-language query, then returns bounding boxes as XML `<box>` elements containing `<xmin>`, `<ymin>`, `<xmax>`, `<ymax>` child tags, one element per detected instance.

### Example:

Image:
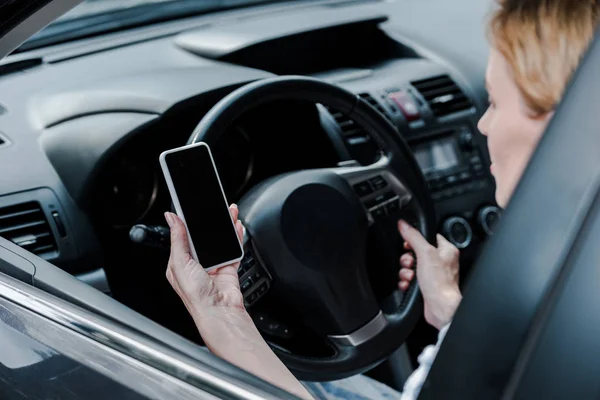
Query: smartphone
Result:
<box><xmin>159</xmin><ymin>142</ymin><xmax>244</xmax><ymax>271</ymax></box>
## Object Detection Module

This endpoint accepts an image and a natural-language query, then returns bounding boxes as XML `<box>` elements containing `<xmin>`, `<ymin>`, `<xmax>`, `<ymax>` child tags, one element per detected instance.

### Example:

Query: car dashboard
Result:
<box><xmin>0</xmin><ymin>0</ymin><xmax>496</xmax><ymax>342</ymax></box>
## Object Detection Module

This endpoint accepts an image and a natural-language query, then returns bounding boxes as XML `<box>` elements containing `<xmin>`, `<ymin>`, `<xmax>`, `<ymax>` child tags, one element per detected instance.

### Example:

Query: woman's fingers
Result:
<box><xmin>398</xmin><ymin>220</ymin><xmax>430</xmax><ymax>254</ymax></box>
<box><xmin>165</xmin><ymin>212</ymin><xmax>193</xmax><ymax>268</ymax></box>
<box><xmin>437</xmin><ymin>234</ymin><xmax>460</xmax><ymax>260</ymax></box>
<box><xmin>235</xmin><ymin>220</ymin><xmax>244</xmax><ymax>244</ymax></box>
<box><xmin>399</xmin><ymin>268</ymin><xmax>415</xmax><ymax>282</ymax></box>
<box><xmin>398</xmin><ymin>280</ymin><xmax>409</xmax><ymax>291</ymax></box>
<box><xmin>400</xmin><ymin>253</ymin><xmax>415</xmax><ymax>268</ymax></box>
<box><xmin>229</xmin><ymin>204</ymin><xmax>239</xmax><ymax>222</ymax></box>
<box><xmin>230</xmin><ymin>204</ymin><xmax>245</xmax><ymax>244</ymax></box>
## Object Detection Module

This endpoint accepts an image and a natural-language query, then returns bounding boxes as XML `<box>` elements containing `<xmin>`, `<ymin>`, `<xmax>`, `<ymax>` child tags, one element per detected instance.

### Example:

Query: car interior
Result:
<box><xmin>0</xmin><ymin>0</ymin><xmax>497</xmax><ymax>388</ymax></box>
<box><xmin>7</xmin><ymin>0</ymin><xmax>597</xmax><ymax>397</ymax></box>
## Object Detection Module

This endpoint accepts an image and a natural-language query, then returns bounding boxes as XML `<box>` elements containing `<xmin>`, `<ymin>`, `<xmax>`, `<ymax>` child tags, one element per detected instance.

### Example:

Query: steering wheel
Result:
<box><xmin>188</xmin><ymin>76</ymin><xmax>436</xmax><ymax>382</ymax></box>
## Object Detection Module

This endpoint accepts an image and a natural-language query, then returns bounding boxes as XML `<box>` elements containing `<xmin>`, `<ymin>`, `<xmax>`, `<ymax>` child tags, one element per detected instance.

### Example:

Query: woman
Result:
<box><xmin>163</xmin><ymin>0</ymin><xmax>599</xmax><ymax>398</ymax></box>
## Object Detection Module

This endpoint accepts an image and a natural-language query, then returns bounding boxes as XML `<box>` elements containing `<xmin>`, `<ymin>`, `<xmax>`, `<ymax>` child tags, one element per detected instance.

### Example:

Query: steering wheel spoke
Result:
<box><xmin>329</xmin><ymin>155</ymin><xmax>413</xmax><ymax>225</ymax></box>
<box><xmin>329</xmin><ymin>310</ymin><xmax>388</xmax><ymax>347</ymax></box>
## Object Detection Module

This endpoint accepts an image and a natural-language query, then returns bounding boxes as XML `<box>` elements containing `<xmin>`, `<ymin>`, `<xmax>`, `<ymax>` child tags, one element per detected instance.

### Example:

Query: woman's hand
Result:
<box><xmin>397</xmin><ymin>220</ymin><xmax>462</xmax><ymax>330</ymax></box>
<box><xmin>164</xmin><ymin>206</ymin><xmax>313</xmax><ymax>400</ymax></box>
<box><xmin>164</xmin><ymin>205</ymin><xmax>245</xmax><ymax>319</ymax></box>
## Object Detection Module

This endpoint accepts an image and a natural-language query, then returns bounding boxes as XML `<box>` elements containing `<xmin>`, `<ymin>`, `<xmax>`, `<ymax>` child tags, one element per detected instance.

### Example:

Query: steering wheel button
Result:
<box><xmin>368</xmin><ymin>175</ymin><xmax>388</xmax><ymax>190</ymax></box>
<box><xmin>247</xmin><ymin>292</ymin><xmax>258</xmax><ymax>303</ymax></box>
<box><xmin>242</xmin><ymin>254</ymin><xmax>255</xmax><ymax>266</ymax></box>
<box><xmin>371</xmin><ymin>206</ymin><xmax>387</xmax><ymax>219</ymax></box>
<box><xmin>258</xmin><ymin>283</ymin><xmax>268</xmax><ymax>294</ymax></box>
<box><xmin>385</xmin><ymin>199</ymin><xmax>400</xmax><ymax>214</ymax></box>
<box><xmin>353</xmin><ymin>181</ymin><xmax>373</xmax><ymax>197</ymax></box>
<box><xmin>240</xmin><ymin>279</ymin><xmax>252</xmax><ymax>292</ymax></box>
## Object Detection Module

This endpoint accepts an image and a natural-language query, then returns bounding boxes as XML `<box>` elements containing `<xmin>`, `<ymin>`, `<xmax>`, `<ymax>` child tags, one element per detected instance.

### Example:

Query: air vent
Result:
<box><xmin>328</xmin><ymin>109</ymin><xmax>369</xmax><ymax>138</ymax></box>
<box><xmin>411</xmin><ymin>75</ymin><xmax>473</xmax><ymax>118</ymax></box>
<box><xmin>327</xmin><ymin>108</ymin><xmax>379</xmax><ymax>165</ymax></box>
<box><xmin>359</xmin><ymin>92</ymin><xmax>393</xmax><ymax>123</ymax></box>
<box><xmin>0</xmin><ymin>202</ymin><xmax>58</xmax><ymax>257</ymax></box>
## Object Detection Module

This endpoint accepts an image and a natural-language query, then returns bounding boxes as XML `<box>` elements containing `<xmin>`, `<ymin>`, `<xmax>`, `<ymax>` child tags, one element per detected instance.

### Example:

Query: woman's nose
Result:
<box><xmin>477</xmin><ymin>109</ymin><xmax>489</xmax><ymax>136</ymax></box>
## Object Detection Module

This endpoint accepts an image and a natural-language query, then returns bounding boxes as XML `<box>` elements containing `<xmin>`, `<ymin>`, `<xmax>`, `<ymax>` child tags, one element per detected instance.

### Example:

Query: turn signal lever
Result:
<box><xmin>129</xmin><ymin>224</ymin><xmax>170</xmax><ymax>249</ymax></box>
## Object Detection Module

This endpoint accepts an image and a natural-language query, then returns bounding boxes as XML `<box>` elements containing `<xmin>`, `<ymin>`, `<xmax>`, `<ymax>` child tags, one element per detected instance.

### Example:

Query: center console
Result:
<box><xmin>409</xmin><ymin>125</ymin><xmax>501</xmax><ymax>249</ymax></box>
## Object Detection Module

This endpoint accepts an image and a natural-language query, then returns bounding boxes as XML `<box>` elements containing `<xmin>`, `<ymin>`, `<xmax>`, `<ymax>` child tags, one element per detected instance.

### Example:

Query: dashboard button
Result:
<box><xmin>441</xmin><ymin>190</ymin><xmax>453</xmax><ymax>199</ymax></box>
<box><xmin>459</xmin><ymin>132</ymin><xmax>475</xmax><ymax>151</ymax></box>
<box><xmin>478</xmin><ymin>205</ymin><xmax>502</xmax><ymax>236</ymax></box>
<box><xmin>445</xmin><ymin>175</ymin><xmax>458</xmax><ymax>185</ymax></box>
<box><xmin>353</xmin><ymin>181</ymin><xmax>373</xmax><ymax>197</ymax></box>
<box><xmin>389</xmin><ymin>91</ymin><xmax>421</xmax><ymax>121</ymax></box>
<box><xmin>454</xmin><ymin>186</ymin><xmax>466</xmax><ymax>196</ymax></box>
<box><xmin>458</xmin><ymin>171</ymin><xmax>473</xmax><ymax>182</ymax></box>
<box><xmin>451</xmin><ymin>222</ymin><xmax>468</xmax><ymax>242</ymax></box>
<box><xmin>442</xmin><ymin>216</ymin><xmax>473</xmax><ymax>249</ymax></box>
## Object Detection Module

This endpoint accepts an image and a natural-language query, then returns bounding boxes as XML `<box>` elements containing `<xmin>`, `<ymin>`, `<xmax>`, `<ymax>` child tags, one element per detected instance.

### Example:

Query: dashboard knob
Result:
<box><xmin>478</xmin><ymin>205</ymin><xmax>501</xmax><ymax>236</ymax></box>
<box><xmin>442</xmin><ymin>216</ymin><xmax>473</xmax><ymax>249</ymax></box>
<box><xmin>459</xmin><ymin>132</ymin><xmax>475</xmax><ymax>151</ymax></box>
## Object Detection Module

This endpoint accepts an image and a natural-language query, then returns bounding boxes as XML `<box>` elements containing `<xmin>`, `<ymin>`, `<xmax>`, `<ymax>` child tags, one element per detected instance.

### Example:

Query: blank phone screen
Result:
<box><xmin>164</xmin><ymin>144</ymin><xmax>242</xmax><ymax>268</ymax></box>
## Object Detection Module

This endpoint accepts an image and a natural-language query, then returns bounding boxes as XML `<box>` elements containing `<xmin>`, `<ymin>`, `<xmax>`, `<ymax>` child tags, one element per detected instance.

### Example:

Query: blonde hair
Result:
<box><xmin>488</xmin><ymin>0</ymin><xmax>599</xmax><ymax>116</ymax></box>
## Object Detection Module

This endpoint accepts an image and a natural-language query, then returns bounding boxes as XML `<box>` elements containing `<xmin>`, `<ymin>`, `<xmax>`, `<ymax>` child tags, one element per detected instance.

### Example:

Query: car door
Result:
<box><xmin>0</xmin><ymin>251</ymin><xmax>297</xmax><ymax>399</ymax></box>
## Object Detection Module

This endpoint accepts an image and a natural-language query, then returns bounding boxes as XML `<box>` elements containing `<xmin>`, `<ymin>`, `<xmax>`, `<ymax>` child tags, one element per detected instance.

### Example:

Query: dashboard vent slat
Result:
<box><xmin>358</xmin><ymin>92</ymin><xmax>393</xmax><ymax>123</ymax></box>
<box><xmin>0</xmin><ymin>202</ymin><xmax>58</xmax><ymax>257</ymax></box>
<box><xmin>411</xmin><ymin>75</ymin><xmax>473</xmax><ymax>118</ymax></box>
<box><xmin>325</xmin><ymin>107</ymin><xmax>379</xmax><ymax>165</ymax></box>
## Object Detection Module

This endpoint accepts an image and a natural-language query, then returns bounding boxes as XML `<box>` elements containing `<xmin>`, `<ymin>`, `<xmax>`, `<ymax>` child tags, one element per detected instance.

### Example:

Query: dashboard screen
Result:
<box><xmin>413</xmin><ymin>137</ymin><xmax>460</xmax><ymax>173</ymax></box>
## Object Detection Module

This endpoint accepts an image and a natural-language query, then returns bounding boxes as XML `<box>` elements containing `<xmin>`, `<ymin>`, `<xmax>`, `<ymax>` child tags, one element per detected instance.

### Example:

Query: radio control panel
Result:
<box><xmin>411</xmin><ymin>125</ymin><xmax>490</xmax><ymax>203</ymax></box>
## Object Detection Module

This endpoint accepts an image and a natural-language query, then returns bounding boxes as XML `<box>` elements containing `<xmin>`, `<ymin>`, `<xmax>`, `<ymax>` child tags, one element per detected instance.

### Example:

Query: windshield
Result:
<box><xmin>19</xmin><ymin>0</ymin><xmax>297</xmax><ymax>52</ymax></box>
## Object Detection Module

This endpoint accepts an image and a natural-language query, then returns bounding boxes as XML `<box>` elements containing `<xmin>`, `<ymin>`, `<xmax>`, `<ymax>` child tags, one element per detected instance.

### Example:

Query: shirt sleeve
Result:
<box><xmin>399</xmin><ymin>323</ymin><xmax>451</xmax><ymax>400</ymax></box>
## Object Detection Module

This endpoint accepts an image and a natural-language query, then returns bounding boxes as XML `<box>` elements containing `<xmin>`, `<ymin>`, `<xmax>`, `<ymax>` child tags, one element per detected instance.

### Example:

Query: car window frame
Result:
<box><xmin>0</xmin><ymin>270</ymin><xmax>299</xmax><ymax>400</ymax></box>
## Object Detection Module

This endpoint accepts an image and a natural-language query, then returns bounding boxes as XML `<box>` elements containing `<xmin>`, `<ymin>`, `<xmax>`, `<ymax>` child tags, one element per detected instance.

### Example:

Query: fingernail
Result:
<box><xmin>231</xmin><ymin>203</ymin><xmax>238</xmax><ymax>209</ymax></box>
<box><xmin>164</xmin><ymin>212</ymin><xmax>174</xmax><ymax>227</ymax></box>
